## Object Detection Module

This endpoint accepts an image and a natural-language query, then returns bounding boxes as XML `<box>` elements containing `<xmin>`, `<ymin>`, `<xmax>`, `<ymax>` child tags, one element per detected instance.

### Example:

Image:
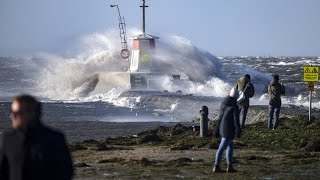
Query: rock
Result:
<box><xmin>170</xmin><ymin>140</ymin><xmax>193</xmax><ymax>150</ymax></box>
<box><xmin>80</xmin><ymin>139</ymin><xmax>109</xmax><ymax>151</ymax></box>
<box><xmin>170</xmin><ymin>123</ymin><xmax>189</xmax><ymax>135</ymax></box>
<box><xmin>155</xmin><ymin>126</ymin><xmax>170</xmax><ymax>136</ymax></box>
<box><xmin>247</xmin><ymin>155</ymin><xmax>270</xmax><ymax>161</ymax></box>
<box><xmin>137</xmin><ymin>129</ymin><xmax>157</xmax><ymax>137</ymax></box>
<box><xmin>169</xmin><ymin>158</ymin><xmax>193</xmax><ymax>163</ymax></box>
<box><xmin>69</xmin><ymin>144</ymin><xmax>88</xmax><ymax>152</ymax></box>
<box><xmin>123</xmin><ymin>158</ymin><xmax>151</xmax><ymax>166</ymax></box>
<box><xmin>300</xmin><ymin>139</ymin><xmax>320</xmax><ymax>152</ymax></box>
<box><xmin>208</xmin><ymin>142</ymin><xmax>219</xmax><ymax>149</ymax></box>
<box><xmin>97</xmin><ymin>157</ymin><xmax>151</xmax><ymax>166</ymax></box>
<box><xmin>137</xmin><ymin>133</ymin><xmax>163</xmax><ymax>144</ymax></box>
<box><xmin>83</xmin><ymin>139</ymin><xmax>99</xmax><ymax>144</ymax></box>
<box><xmin>74</xmin><ymin>162</ymin><xmax>91</xmax><ymax>168</ymax></box>
<box><xmin>89</xmin><ymin>143</ymin><xmax>109</xmax><ymax>151</ymax></box>
<box><xmin>248</xmin><ymin>155</ymin><xmax>257</xmax><ymax>160</ymax></box>
<box><xmin>97</xmin><ymin>158</ymin><xmax>125</xmax><ymax>164</ymax></box>
<box><xmin>298</xmin><ymin>139</ymin><xmax>309</xmax><ymax>150</ymax></box>
<box><xmin>132</xmin><ymin>158</ymin><xmax>151</xmax><ymax>166</ymax></box>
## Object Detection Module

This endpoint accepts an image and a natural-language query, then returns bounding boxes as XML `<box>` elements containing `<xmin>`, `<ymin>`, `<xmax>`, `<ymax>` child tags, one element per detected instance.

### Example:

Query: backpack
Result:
<box><xmin>237</xmin><ymin>83</ymin><xmax>250</xmax><ymax>104</ymax></box>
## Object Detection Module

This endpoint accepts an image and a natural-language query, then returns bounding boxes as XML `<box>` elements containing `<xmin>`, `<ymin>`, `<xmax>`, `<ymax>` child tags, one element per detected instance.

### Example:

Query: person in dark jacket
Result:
<box><xmin>268</xmin><ymin>75</ymin><xmax>285</xmax><ymax>130</ymax></box>
<box><xmin>0</xmin><ymin>95</ymin><xmax>74</xmax><ymax>180</ymax></box>
<box><xmin>236</xmin><ymin>74</ymin><xmax>255</xmax><ymax>129</ymax></box>
<box><xmin>213</xmin><ymin>88</ymin><xmax>241</xmax><ymax>173</ymax></box>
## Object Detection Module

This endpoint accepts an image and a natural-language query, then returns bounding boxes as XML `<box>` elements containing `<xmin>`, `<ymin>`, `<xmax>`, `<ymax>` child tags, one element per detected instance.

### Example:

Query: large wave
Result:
<box><xmin>3</xmin><ymin>28</ymin><xmax>316</xmax><ymax>110</ymax></box>
<box><xmin>34</xmin><ymin>28</ymin><xmax>230</xmax><ymax>101</ymax></box>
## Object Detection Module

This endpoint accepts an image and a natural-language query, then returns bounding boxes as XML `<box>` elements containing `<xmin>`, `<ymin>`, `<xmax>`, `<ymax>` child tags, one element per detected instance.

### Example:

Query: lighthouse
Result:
<box><xmin>129</xmin><ymin>0</ymin><xmax>159</xmax><ymax>72</ymax></box>
<box><xmin>96</xmin><ymin>0</ymin><xmax>179</xmax><ymax>91</ymax></box>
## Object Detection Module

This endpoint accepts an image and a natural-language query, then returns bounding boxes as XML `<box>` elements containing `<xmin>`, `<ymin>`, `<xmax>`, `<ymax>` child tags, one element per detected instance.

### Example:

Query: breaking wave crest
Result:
<box><xmin>6</xmin><ymin>28</ymin><xmax>316</xmax><ymax>110</ymax></box>
<box><xmin>34</xmin><ymin>28</ymin><xmax>228</xmax><ymax>103</ymax></box>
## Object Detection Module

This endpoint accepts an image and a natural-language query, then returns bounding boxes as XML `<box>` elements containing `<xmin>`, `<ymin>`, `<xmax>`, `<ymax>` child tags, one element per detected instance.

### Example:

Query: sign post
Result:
<box><xmin>303</xmin><ymin>66</ymin><xmax>318</xmax><ymax>121</ymax></box>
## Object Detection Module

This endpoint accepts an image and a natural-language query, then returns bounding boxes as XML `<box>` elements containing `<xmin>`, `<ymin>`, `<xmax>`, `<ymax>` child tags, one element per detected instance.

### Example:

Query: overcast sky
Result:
<box><xmin>0</xmin><ymin>0</ymin><xmax>319</xmax><ymax>56</ymax></box>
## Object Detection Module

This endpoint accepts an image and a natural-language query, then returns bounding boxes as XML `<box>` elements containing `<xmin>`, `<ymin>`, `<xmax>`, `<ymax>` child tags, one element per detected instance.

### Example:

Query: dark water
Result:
<box><xmin>0</xmin><ymin>101</ymin><xmax>197</xmax><ymax>141</ymax></box>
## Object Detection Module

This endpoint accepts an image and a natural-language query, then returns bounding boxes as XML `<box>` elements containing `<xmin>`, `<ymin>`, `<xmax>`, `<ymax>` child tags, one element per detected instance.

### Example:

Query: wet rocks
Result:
<box><xmin>169</xmin><ymin>158</ymin><xmax>193</xmax><ymax>163</ymax></box>
<box><xmin>97</xmin><ymin>157</ymin><xmax>151</xmax><ymax>166</ymax></box>
<box><xmin>97</xmin><ymin>157</ymin><xmax>126</xmax><ymax>164</ymax></box>
<box><xmin>170</xmin><ymin>142</ymin><xmax>194</xmax><ymax>150</ymax></box>
<box><xmin>247</xmin><ymin>155</ymin><xmax>270</xmax><ymax>161</ymax></box>
<box><xmin>170</xmin><ymin>123</ymin><xmax>189</xmax><ymax>136</ymax></box>
<box><xmin>137</xmin><ymin>133</ymin><xmax>163</xmax><ymax>144</ymax></box>
<box><xmin>69</xmin><ymin>139</ymin><xmax>108</xmax><ymax>151</ymax></box>
<box><xmin>74</xmin><ymin>162</ymin><xmax>91</xmax><ymax>168</ymax></box>
<box><xmin>69</xmin><ymin>143</ymin><xmax>88</xmax><ymax>152</ymax></box>
<box><xmin>89</xmin><ymin>143</ymin><xmax>108</xmax><ymax>151</ymax></box>
<box><xmin>129</xmin><ymin>157</ymin><xmax>151</xmax><ymax>166</ymax></box>
<box><xmin>81</xmin><ymin>139</ymin><xmax>109</xmax><ymax>151</ymax></box>
<box><xmin>298</xmin><ymin>139</ymin><xmax>320</xmax><ymax>152</ymax></box>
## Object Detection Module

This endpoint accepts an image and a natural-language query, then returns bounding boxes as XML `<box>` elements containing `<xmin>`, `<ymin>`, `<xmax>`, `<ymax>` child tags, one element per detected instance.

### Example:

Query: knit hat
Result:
<box><xmin>244</xmin><ymin>74</ymin><xmax>251</xmax><ymax>80</ymax></box>
<box><xmin>229</xmin><ymin>88</ymin><xmax>239</xmax><ymax>99</ymax></box>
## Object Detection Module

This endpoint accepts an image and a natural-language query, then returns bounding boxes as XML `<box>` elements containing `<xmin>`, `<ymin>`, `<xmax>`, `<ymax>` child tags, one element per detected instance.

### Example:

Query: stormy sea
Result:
<box><xmin>0</xmin><ymin>30</ymin><xmax>319</xmax><ymax>140</ymax></box>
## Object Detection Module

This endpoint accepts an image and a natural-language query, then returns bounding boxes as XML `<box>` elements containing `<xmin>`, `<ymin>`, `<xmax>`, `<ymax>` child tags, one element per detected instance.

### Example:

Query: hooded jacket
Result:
<box><xmin>268</xmin><ymin>80</ymin><xmax>285</xmax><ymax>108</ymax></box>
<box><xmin>236</xmin><ymin>77</ymin><xmax>255</xmax><ymax>107</ymax></box>
<box><xmin>216</xmin><ymin>96</ymin><xmax>241</xmax><ymax>139</ymax></box>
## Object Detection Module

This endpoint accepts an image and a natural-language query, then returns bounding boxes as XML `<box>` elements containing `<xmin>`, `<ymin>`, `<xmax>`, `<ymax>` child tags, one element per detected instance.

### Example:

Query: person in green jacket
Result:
<box><xmin>236</xmin><ymin>74</ymin><xmax>255</xmax><ymax>129</ymax></box>
<box><xmin>268</xmin><ymin>74</ymin><xmax>285</xmax><ymax>130</ymax></box>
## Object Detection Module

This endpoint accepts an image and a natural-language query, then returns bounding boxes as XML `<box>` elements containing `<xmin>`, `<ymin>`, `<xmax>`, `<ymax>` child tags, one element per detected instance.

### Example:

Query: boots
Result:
<box><xmin>226</xmin><ymin>165</ymin><xmax>237</xmax><ymax>173</ymax></box>
<box><xmin>212</xmin><ymin>165</ymin><xmax>224</xmax><ymax>173</ymax></box>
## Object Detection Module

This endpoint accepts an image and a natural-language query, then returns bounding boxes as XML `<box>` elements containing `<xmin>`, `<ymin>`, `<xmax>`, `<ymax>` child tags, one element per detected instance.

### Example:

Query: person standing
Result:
<box><xmin>0</xmin><ymin>95</ymin><xmax>74</xmax><ymax>180</ymax></box>
<box><xmin>268</xmin><ymin>75</ymin><xmax>285</xmax><ymax>130</ymax></box>
<box><xmin>236</xmin><ymin>74</ymin><xmax>255</xmax><ymax>129</ymax></box>
<box><xmin>213</xmin><ymin>88</ymin><xmax>241</xmax><ymax>173</ymax></box>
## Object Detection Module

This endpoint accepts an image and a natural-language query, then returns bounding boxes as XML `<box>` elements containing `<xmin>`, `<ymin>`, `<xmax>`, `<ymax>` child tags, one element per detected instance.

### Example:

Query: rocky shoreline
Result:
<box><xmin>70</xmin><ymin>108</ymin><xmax>320</xmax><ymax>179</ymax></box>
<box><xmin>1</xmin><ymin>105</ymin><xmax>320</xmax><ymax>179</ymax></box>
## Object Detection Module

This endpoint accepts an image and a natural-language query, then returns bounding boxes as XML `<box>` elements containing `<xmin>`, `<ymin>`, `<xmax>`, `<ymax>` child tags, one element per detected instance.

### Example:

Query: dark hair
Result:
<box><xmin>273</xmin><ymin>74</ymin><xmax>279</xmax><ymax>80</ymax></box>
<box><xmin>244</xmin><ymin>74</ymin><xmax>251</xmax><ymax>80</ymax></box>
<box><xmin>14</xmin><ymin>95</ymin><xmax>42</xmax><ymax>120</ymax></box>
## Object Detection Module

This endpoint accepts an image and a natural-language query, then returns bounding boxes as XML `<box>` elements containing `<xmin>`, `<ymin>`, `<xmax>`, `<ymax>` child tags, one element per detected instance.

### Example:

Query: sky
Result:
<box><xmin>0</xmin><ymin>0</ymin><xmax>319</xmax><ymax>56</ymax></box>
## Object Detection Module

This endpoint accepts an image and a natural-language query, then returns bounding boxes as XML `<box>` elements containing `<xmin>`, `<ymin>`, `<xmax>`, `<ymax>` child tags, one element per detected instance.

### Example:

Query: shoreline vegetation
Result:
<box><xmin>68</xmin><ymin>106</ymin><xmax>320</xmax><ymax>179</ymax></box>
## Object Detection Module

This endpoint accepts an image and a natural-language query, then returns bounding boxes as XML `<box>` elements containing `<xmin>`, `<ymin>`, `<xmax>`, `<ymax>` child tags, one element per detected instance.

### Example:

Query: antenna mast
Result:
<box><xmin>140</xmin><ymin>0</ymin><xmax>148</xmax><ymax>34</ymax></box>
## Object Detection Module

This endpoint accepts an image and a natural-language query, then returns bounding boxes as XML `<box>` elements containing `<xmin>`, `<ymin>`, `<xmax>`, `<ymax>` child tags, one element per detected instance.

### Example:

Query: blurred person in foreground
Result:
<box><xmin>0</xmin><ymin>95</ymin><xmax>73</xmax><ymax>180</ymax></box>
<box><xmin>213</xmin><ymin>88</ymin><xmax>241</xmax><ymax>173</ymax></box>
<box><xmin>268</xmin><ymin>74</ymin><xmax>285</xmax><ymax>130</ymax></box>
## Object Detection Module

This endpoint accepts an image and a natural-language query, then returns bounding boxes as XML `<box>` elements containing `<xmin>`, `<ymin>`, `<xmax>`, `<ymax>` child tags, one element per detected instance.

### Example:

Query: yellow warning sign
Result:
<box><xmin>308</xmin><ymin>82</ymin><xmax>315</xmax><ymax>91</ymax></box>
<box><xmin>304</xmin><ymin>66</ymin><xmax>319</xmax><ymax>82</ymax></box>
<box><xmin>141</xmin><ymin>54</ymin><xmax>151</xmax><ymax>62</ymax></box>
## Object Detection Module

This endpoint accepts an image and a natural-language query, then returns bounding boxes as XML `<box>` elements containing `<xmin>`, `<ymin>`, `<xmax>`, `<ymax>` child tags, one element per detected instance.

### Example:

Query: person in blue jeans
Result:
<box><xmin>213</xmin><ymin>88</ymin><xmax>241</xmax><ymax>173</ymax></box>
<box><xmin>236</xmin><ymin>74</ymin><xmax>255</xmax><ymax>129</ymax></box>
<box><xmin>268</xmin><ymin>74</ymin><xmax>285</xmax><ymax>130</ymax></box>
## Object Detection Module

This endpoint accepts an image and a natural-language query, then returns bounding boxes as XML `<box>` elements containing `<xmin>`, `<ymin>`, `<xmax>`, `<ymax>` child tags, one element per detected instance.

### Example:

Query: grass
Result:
<box><xmin>72</xmin><ymin>115</ymin><xmax>320</xmax><ymax>179</ymax></box>
<box><xmin>240</xmin><ymin>116</ymin><xmax>320</xmax><ymax>151</ymax></box>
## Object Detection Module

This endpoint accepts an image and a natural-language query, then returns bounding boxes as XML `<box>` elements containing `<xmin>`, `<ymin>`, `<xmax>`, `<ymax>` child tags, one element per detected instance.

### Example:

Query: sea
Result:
<box><xmin>0</xmin><ymin>30</ymin><xmax>319</xmax><ymax>124</ymax></box>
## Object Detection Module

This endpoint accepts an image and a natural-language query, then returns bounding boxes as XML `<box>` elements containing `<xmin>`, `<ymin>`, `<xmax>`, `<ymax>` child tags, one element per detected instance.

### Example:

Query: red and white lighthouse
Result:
<box><xmin>129</xmin><ymin>0</ymin><xmax>159</xmax><ymax>72</ymax></box>
<box><xmin>130</xmin><ymin>34</ymin><xmax>159</xmax><ymax>72</ymax></box>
